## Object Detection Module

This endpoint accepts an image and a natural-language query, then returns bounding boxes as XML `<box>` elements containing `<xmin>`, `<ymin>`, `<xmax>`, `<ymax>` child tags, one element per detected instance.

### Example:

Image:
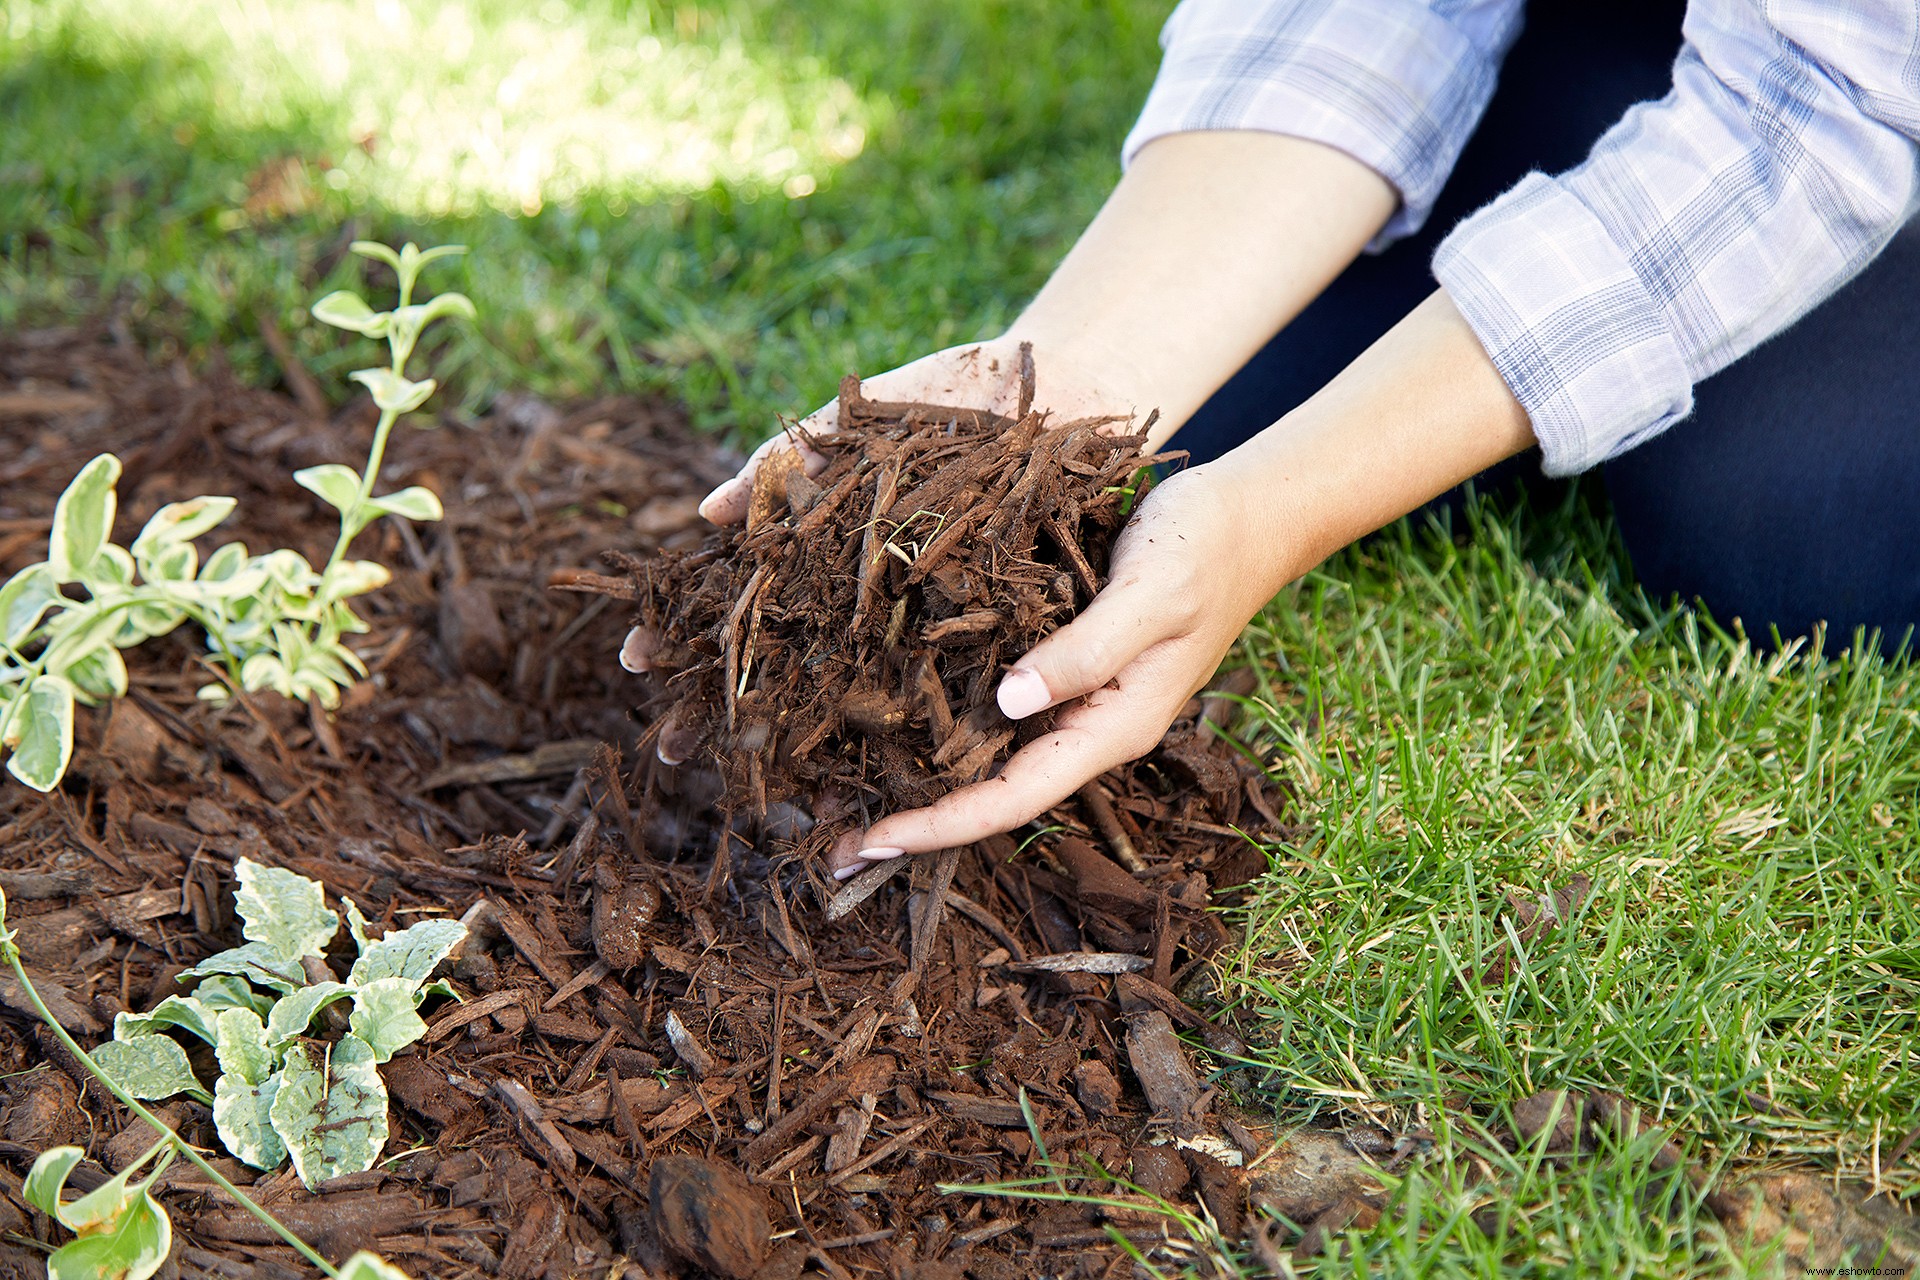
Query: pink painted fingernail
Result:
<box><xmin>832</xmin><ymin>863</ymin><xmax>863</xmax><ymax>881</ymax></box>
<box><xmin>856</xmin><ymin>846</ymin><xmax>905</xmax><ymax>862</ymax></box>
<box><xmin>619</xmin><ymin>627</ymin><xmax>653</xmax><ymax>674</ymax></box>
<box><xmin>996</xmin><ymin>668</ymin><xmax>1050</xmax><ymax>720</ymax></box>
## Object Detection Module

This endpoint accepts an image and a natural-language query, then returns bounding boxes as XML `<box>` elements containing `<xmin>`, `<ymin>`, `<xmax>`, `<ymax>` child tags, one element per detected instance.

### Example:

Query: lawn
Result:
<box><xmin>4</xmin><ymin>1</ymin><xmax>1915</xmax><ymax>1276</ymax></box>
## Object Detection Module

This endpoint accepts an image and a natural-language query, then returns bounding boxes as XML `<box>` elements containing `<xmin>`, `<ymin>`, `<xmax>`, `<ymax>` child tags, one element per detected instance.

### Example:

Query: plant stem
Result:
<box><xmin>2</xmin><ymin>948</ymin><xmax>339</xmax><ymax>1277</ymax></box>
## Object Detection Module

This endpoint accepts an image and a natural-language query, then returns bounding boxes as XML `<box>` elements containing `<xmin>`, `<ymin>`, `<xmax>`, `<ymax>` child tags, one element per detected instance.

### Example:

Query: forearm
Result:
<box><xmin>1008</xmin><ymin>131</ymin><xmax>1397</xmax><ymax>445</ymax></box>
<box><xmin>1215</xmin><ymin>288</ymin><xmax>1535</xmax><ymax>594</ymax></box>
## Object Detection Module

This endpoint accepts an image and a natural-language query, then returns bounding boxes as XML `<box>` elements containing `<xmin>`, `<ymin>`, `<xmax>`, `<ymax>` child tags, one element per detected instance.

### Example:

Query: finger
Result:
<box><xmin>826</xmin><ymin>828</ymin><xmax>867</xmax><ymax>879</ymax></box>
<box><xmin>698</xmin><ymin>405</ymin><xmax>838</xmax><ymax>524</ymax></box>
<box><xmin>618</xmin><ymin>625</ymin><xmax>655</xmax><ymax>674</ymax></box>
<box><xmin>994</xmin><ymin>575</ymin><xmax>1183</xmax><ymax>720</ymax></box>
<box><xmin>859</xmin><ymin>686</ymin><xmax>1184</xmax><ymax>855</ymax></box>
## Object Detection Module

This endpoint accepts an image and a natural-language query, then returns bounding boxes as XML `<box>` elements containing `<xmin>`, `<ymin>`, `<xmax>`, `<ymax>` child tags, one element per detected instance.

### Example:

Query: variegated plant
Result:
<box><xmin>0</xmin><ymin>241</ymin><xmax>471</xmax><ymax>792</ymax></box>
<box><xmin>97</xmin><ymin>859</ymin><xmax>465</xmax><ymax>1188</ymax></box>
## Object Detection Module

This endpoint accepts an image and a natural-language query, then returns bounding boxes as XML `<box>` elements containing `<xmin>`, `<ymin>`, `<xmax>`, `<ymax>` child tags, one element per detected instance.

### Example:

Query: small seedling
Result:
<box><xmin>97</xmin><ymin>858</ymin><xmax>466</xmax><ymax>1188</ymax></box>
<box><xmin>0</xmin><ymin>241</ymin><xmax>473</xmax><ymax>792</ymax></box>
<box><xmin>2</xmin><ymin>886</ymin><xmax>420</xmax><ymax>1278</ymax></box>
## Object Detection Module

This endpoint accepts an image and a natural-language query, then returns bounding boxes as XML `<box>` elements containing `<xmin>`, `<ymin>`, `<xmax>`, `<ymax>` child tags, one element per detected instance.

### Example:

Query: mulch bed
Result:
<box><xmin>0</xmin><ymin>327</ymin><xmax>1296</xmax><ymax>1279</ymax></box>
<box><xmin>5</xmin><ymin>329</ymin><xmax>1911</xmax><ymax>1280</ymax></box>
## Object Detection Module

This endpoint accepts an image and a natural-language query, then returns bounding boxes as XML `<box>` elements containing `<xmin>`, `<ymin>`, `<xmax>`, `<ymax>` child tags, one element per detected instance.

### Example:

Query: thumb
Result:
<box><xmin>994</xmin><ymin>577</ymin><xmax>1176</xmax><ymax>720</ymax></box>
<box><xmin>698</xmin><ymin>404</ymin><xmax>837</xmax><ymax>525</ymax></box>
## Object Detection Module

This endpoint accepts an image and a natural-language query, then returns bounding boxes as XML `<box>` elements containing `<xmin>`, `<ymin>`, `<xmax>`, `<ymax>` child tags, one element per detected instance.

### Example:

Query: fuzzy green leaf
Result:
<box><xmin>0</xmin><ymin>564</ymin><xmax>66</xmax><ymax>647</ymax></box>
<box><xmin>214</xmin><ymin>1069</ymin><xmax>286</xmax><ymax>1171</ymax></box>
<box><xmin>4</xmin><ymin>675</ymin><xmax>76</xmax><ymax>792</ymax></box>
<box><xmin>179</xmin><ymin>942</ymin><xmax>306</xmax><ymax>994</ymax></box>
<box><xmin>349</xmin><ymin>917</ymin><xmax>466</xmax><ymax>988</ymax></box>
<box><xmin>348</xmin><ymin>368</ymin><xmax>436</xmax><ymax>415</ymax></box>
<box><xmin>213</xmin><ymin>1007</ymin><xmax>274</xmax><ymax>1083</ymax></box>
<box><xmin>46</xmin><ymin>1189</ymin><xmax>170</xmax><ymax>1280</ymax></box>
<box><xmin>190</xmin><ymin>974</ymin><xmax>276</xmax><ymax>1019</ymax></box>
<box><xmin>347</xmin><ymin>241</ymin><xmax>403</xmax><ymax>273</ymax></box>
<box><xmin>47</xmin><ymin>454</ymin><xmax>120</xmax><ymax>583</ymax></box>
<box><xmin>348</xmin><ymin>977</ymin><xmax>429</xmax><ymax>1062</ymax></box>
<box><xmin>365</xmin><ymin>486</ymin><xmax>443</xmax><ymax>523</ymax></box>
<box><xmin>270</xmin><ymin>1035</ymin><xmax>390</xmax><ymax>1189</ymax></box>
<box><xmin>234</xmin><ymin>857</ymin><xmax>339</xmax><ymax>961</ymax></box>
<box><xmin>265</xmin><ymin>980</ymin><xmax>351</xmax><ymax>1048</ymax></box>
<box><xmin>311</xmin><ymin>291</ymin><xmax>389</xmax><ymax>337</ymax></box>
<box><xmin>92</xmin><ymin>1033</ymin><xmax>206</xmax><ymax>1102</ymax></box>
<box><xmin>115</xmin><ymin>995</ymin><xmax>220</xmax><ymax>1046</ymax></box>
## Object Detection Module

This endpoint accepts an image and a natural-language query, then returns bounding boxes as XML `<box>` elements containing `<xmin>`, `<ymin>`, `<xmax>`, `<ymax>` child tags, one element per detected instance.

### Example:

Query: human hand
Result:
<box><xmin>692</xmin><ymin>336</ymin><xmax>1140</xmax><ymax>525</ymax></box>
<box><xmin>825</xmin><ymin>462</ymin><xmax>1289</xmax><ymax>877</ymax></box>
<box><xmin>620</xmin><ymin>334</ymin><xmax>1143</xmax><ymax>692</ymax></box>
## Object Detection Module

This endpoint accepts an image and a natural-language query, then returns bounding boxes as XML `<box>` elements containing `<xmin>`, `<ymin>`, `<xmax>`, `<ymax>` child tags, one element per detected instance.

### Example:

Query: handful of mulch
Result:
<box><xmin>618</xmin><ymin>351</ymin><xmax>1173</xmax><ymax>850</ymax></box>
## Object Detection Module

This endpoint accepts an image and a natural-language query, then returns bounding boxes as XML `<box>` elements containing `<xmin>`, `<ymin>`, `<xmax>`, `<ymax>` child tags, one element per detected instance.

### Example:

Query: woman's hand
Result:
<box><xmin>694</xmin><ymin>336</ymin><xmax>1142</xmax><ymax>525</ymax></box>
<box><xmin>826</xmin><ymin>462</ymin><xmax>1291</xmax><ymax>877</ymax></box>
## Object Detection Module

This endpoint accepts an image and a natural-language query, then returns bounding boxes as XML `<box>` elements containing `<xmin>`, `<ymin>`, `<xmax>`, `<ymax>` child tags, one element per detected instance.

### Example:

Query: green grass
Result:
<box><xmin>7</xmin><ymin>3</ymin><xmax>1918</xmax><ymax>1275</ymax></box>
<box><xmin>1210</xmin><ymin>488</ymin><xmax>1919</xmax><ymax>1275</ymax></box>
<box><xmin>0</xmin><ymin>0</ymin><xmax>1167</xmax><ymax>437</ymax></box>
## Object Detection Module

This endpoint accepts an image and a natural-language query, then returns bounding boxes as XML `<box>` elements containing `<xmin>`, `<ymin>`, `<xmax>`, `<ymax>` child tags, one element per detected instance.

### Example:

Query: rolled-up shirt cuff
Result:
<box><xmin>1122</xmin><ymin>0</ymin><xmax>1506</xmax><ymax>245</ymax></box>
<box><xmin>1433</xmin><ymin>173</ymin><xmax>1696</xmax><ymax>476</ymax></box>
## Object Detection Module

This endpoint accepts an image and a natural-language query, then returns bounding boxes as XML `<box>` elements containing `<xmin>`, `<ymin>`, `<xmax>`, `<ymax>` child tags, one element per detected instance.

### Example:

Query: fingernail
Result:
<box><xmin>856</xmin><ymin>846</ymin><xmax>905</xmax><ymax>862</ymax></box>
<box><xmin>996</xmin><ymin>667</ymin><xmax>1051</xmax><ymax>719</ymax></box>
<box><xmin>832</xmin><ymin>863</ymin><xmax>863</xmax><ymax>881</ymax></box>
<box><xmin>619</xmin><ymin>627</ymin><xmax>652</xmax><ymax>674</ymax></box>
<box><xmin>698</xmin><ymin>478</ymin><xmax>741</xmax><ymax>520</ymax></box>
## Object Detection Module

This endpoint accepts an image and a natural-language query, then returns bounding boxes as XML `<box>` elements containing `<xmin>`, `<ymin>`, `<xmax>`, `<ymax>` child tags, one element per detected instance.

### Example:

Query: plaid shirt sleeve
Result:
<box><xmin>1122</xmin><ymin>0</ymin><xmax>1526</xmax><ymax>244</ymax></box>
<box><xmin>1434</xmin><ymin>1</ymin><xmax>1920</xmax><ymax>474</ymax></box>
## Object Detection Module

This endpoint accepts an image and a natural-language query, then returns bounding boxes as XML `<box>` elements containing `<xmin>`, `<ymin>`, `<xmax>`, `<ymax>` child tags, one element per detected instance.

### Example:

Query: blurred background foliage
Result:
<box><xmin>1</xmin><ymin>0</ymin><xmax>1172</xmax><ymax>435</ymax></box>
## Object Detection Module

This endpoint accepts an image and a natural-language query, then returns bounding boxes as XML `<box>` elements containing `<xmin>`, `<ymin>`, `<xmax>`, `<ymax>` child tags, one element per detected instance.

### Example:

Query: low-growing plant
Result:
<box><xmin>0</xmin><ymin>241</ymin><xmax>473</xmax><ymax>792</ymax></box>
<box><xmin>2</xmin><ymin>885</ymin><xmax>424</xmax><ymax>1279</ymax></box>
<box><xmin>96</xmin><ymin>858</ymin><xmax>465</xmax><ymax>1188</ymax></box>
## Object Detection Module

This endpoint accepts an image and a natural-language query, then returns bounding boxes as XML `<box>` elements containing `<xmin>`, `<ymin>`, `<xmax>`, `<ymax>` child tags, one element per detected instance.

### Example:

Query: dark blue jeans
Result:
<box><xmin>1172</xmin><ymin>0</ymin><xmax>1920</xmax><ymax>655</ymax></box>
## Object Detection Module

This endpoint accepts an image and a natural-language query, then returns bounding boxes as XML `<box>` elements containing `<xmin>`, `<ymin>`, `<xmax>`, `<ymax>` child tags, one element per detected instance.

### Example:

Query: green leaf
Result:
<box><xmin>265</xmin><ymin>980</ymin><xmax>351</xmax><ymax>1048</ymax></box>
<box><xmin>348</xmin><ymin>977</ymin><xmax>429</xmax><ymax>1062</ymax></box>
<box><xmin>270</xmin><ymin>1035</ymin><xmax>390</xmax><ymax>1189</ymax></box>
<box><xmin>233</xmin><ymin>857</ymin><xmax>339</xmax><ymax>961</ymax></box>
<box><xmin>343</xmin><ymin>897</ymin><xmax>373</xmax><ymax>951</ymax></box>
<box><xmin>67</xmin><ymin>645</ymin><xmax>128</xmax><ymax>703</ymax></box>
<box><xmin>337</xmin><ymin>1253</ymin><xmax>413</xmax><ymax>1280</ymax></box>
<box><xmin>48</xmin><ymin>454</ymin><xmax>121</xmax><ymax>583</ymax></box>
<box><xmin>213</xmin><ymin>1006</ymin><xmax>274</xmax><ymax>1083</ymax></box>
<box><xmin>190</xmin><ymin>974</ymin><xmax>276</xmax><ymax>1019</ymax></box>
<box><xmin>214</xmin><ymin>1070</ymin><xmax>286</xmax><ymax>1172</ymax></box>
<box><xmin>46</xmin><ymin>1189</ymin><xmax>170</xmax><ymax>1280</ymax></box>
<box><xmin>293</xmin><ymin>464</ymin><xmax>364</xmax><ymax>518</ymax></box>
<box><xmin>23</xmin><ymin>1146</ymin><xmax>86</xmax><ymax>1218</ymax></box>
<box><xmin>348</xmin><ymin>368</ymin><xmax>436</xmax><ymax>415</ymax></box>
<box><xmin>324</xmin><ymin>560</ymin><xmax>391</xmax><ymax>599</ymax></box>
<box><xmin>115</xmin><ymin>995</ymin><xmax>220</xmax><ymax>1046</ymax></box>
<box><xmin>4</xmin><ymin>674</ymin><xmax>76</xmax><ymax>792</ymax></box>
<box><xmin>311</xmin><ymin>291</ymin><xmax>389</xmax><ymax>337</ymax></box>
<box><xmin>0</xmin><ymin>564</ymin><xmax>67</xmax><ymax>647</ymax></box>
<box><xmin>90</xmin><ymin>543</ymin><xmax>136</xmax><ymax>586</ymax></box>
<box><xmin>92</xmin><ymin>1033</ymin><xmax>206</xmax><ymax>1102</ymax></box>
<box><xmin>348</xmin><ymin>241</ymin><xmax>403</xmax><ymax>273</ymax></box>
<box><xmin>239</xmin><ymin>653</ymin><xmax>293</xmax><ymax>697</ymax></box>
<box><xmin>366</xmin><ymin>486</ymin><xmax>442</xmax><ymax>523</ymax></box>
<box><xmin>349</xmin><ymin>918</ymin><xmax>466</xmax><ymax>988</ymax></box>
<box><xmin>130</xmin><ymin>497</ymin><xmax>236</xmax><ymax>559</ymax></box>
<box><xmin>179</xmin><ymin>942</ymin><xmax>306</xmax><ymax>994</ymax></box>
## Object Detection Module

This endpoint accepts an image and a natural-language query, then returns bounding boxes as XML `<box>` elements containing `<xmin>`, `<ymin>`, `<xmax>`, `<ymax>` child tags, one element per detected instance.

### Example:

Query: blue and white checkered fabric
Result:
<box><xmin>1124</xmin><ymin>0</ymin><xmax>1920</xmax><ymax>474</ymax></box>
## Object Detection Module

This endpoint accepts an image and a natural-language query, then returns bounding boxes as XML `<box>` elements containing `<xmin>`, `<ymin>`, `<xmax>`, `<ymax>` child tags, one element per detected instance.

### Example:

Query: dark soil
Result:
<box><xmin>0</xmin><ymin>327</ymin><xmax>1297</xmax><ymax>1280</ymax></box>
